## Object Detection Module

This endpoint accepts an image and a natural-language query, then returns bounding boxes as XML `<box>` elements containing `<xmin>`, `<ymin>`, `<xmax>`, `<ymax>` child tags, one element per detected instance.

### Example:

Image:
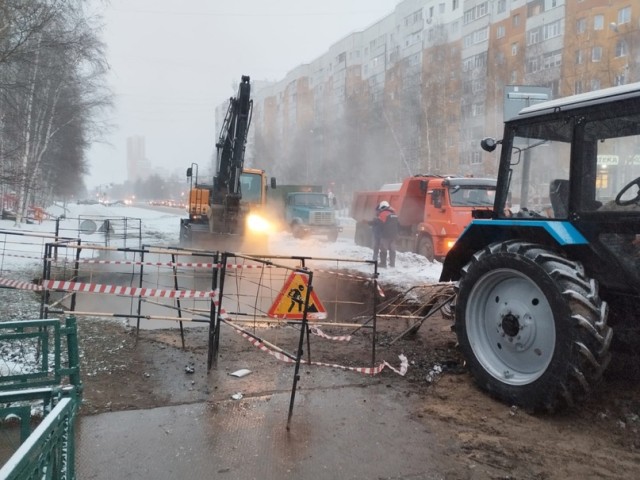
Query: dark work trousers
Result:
<box><xmin>373</xmin><ymin>236</ymin><xmax>396</xmax><ymax>267</ymax></box>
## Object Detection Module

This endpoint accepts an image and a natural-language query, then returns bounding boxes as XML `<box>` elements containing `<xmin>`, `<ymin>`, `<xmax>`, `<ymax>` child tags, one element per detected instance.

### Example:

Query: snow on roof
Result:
<box><xmin>518</xmin><ymin>82</ymin><xmax>640</xmax><ymax>118</ymax></box>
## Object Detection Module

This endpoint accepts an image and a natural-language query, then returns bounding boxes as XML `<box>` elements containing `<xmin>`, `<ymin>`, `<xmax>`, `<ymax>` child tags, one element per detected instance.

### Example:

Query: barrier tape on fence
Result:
<box><xmin>48</xmin><ymin>258</ymin><xmax>284</xmax><ymax>270</ymax></box>
<box><xmin>41</xmin><ymin>280</ymin><xmax>218</xmax><ymax>299</ymax></box>
<box><xmin>48</xmin><ymin>257</ymin><xmax>219</xmax><ymax>268</ymax></box>
<box><xmin>309</xmin><ymin>326</ymin><xmax>351</xmax><ymax>342</ymax></box>
<box><xmin>228</xmin><ymin>320</ymin><xmax>407</xmax><ymax>376</ymax></box>
<box><xmin>0</xmin><ymin>277</ymin><xmax>218</xmax><ymax>299</ymax></box>
<box><xmin>0</xmin><ymin>277</ymin><xmax>43</xmax><ymax>291</ymax></box>
<box><xmin>2</xmin><ymin>252</ymin><xmax>44</xmax><ymax>261</ymax></box>
<box><xmin>46</xmin><ymin>255</ymin><xmax>384</xmax><ymax>295</ymax></box>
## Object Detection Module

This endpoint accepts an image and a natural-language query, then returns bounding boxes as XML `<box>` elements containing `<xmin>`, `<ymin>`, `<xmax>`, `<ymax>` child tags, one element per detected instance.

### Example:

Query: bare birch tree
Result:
<box><xmin>0</xmin><ymin>0</ymin><xmax>111</xmax><ymax>223</ymax></box>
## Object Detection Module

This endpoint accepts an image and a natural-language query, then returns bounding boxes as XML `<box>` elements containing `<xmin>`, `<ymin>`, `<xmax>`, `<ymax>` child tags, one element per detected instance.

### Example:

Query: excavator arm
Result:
<box><xmin>213</xmin><ymin>75</ymin><xmax>253</xmax><ymax>207</ymax></box>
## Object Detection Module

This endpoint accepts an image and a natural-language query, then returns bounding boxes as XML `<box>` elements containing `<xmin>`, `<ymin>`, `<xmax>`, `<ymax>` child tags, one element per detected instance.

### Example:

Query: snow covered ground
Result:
<box><xmin>0</xmin><ymin>202</ymin><xmax>444</xmax><ymax>289</ymax></box>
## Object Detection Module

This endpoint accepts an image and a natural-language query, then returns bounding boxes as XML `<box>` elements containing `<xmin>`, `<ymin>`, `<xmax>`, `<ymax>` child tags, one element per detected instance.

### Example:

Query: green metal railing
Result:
<box><xmin>0</xmin><ymin>316</ymin><xmax>82</xmax><ymax>479</ymax></box>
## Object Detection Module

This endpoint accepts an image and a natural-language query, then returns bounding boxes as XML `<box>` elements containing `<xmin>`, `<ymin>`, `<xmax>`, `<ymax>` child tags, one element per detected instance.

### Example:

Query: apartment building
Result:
<box><xmin>229</xmin><ymin>0</ymin><xmax>638</xmax><ymax>192</ymax></box>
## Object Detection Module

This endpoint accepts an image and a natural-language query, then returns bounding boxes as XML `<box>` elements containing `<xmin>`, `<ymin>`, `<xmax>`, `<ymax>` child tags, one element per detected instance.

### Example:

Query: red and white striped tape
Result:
<box><xmin>46</xmin><ymin>257</ymin><xmax>384</xmax><ymax>294</ymax></box>
<box><xmin>49</xmin><ymin>258</ymin><xmax>283</xmax><ymax>270</ymax></box>
<box><xmin>2</xmin><ymin>253</ymin><xmax>43</xmax><ymax>261</ymax></box>
<box><xmin>41</xmin><ymin>280</ymin><xmax>218</xmax><ymax>299</ymax></box>
<box><xmin>0</xmin><ymin>277</ymin><xmax>43</xmax><ymax>291</ymax></box>
<box><xmin>0</xmin><ymin>276</ymin><xmax>218</xmax><ymax>299</ymax></box>
<box><xmin>230</xmin><ymin>323</ymin><xmax>407</xmax><ymax>376</ymax></box>
<box><xmin>309</xmin><ymin>326</ymin><xmax>351</xmax><ymax>342</ymax></box>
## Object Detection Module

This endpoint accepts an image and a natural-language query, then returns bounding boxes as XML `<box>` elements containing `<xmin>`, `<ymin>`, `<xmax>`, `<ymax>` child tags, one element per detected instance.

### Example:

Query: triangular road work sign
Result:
<box><xmin>268</xmin><ymin>272</ymin><xmax>327</xmax><ymax>320</ymax></box>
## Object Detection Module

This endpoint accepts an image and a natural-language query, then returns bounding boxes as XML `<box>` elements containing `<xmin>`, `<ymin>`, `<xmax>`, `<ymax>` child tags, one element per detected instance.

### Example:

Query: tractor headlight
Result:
<box><xmin>246</xmin><ymin>213</ymin><xmax>272</xmax><ymax>234</ymax></box>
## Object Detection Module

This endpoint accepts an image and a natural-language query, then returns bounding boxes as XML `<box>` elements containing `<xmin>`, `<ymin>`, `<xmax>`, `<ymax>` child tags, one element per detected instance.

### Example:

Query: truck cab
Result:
<box><xmin>285</xmin><ymin>191</ymin><xmax>341</xmax><ymax>242</ymax></box>
<box><xmin>351</xmin><ymin>175</ymin><xmax>496</xmax><ymax>261</ymax></box>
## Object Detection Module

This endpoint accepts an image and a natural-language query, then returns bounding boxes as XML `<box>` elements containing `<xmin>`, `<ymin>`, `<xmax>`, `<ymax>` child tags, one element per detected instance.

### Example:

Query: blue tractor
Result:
<box><xmin>441</xmin><ymin>82</ymin><xmax>640</xmax><ymax>411</ymax></box>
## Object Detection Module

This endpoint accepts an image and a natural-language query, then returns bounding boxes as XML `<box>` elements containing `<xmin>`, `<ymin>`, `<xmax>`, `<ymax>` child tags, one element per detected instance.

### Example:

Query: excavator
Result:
<box><xmin>179</xmin><ymin>75</ymin><xmax>274</xmax><ymax>252</ymax></box>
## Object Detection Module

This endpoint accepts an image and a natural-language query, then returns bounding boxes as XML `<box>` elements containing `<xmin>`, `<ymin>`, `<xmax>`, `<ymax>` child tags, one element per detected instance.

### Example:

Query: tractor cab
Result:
<box><xmin>441</xmin><ymin>82</ymin><xmax>640</xmax><ymax>412</ymax></box>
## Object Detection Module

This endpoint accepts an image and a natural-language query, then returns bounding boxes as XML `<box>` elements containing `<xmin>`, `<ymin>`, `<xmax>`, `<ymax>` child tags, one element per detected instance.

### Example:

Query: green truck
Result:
<box><xmin>268</xmin><ymin>185</ymin><xmax>341</xmax><ymax>242</ymax></box>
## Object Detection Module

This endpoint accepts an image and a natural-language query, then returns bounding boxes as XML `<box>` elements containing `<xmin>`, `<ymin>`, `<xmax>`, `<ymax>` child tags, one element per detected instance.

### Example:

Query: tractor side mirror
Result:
<box><xmin>186</xmin><ymin>167</ymin><xmax>193</xmax><ymax>178</ymax></box>
<box><xmin>271</xmin><ymin>177</ymin><xmax>277</xmax><ymax>189</ymax></box>
<box><xmin>481</xmin><ymin>137</ymin><xmax>502</xmax><ymax>152</ymax></box>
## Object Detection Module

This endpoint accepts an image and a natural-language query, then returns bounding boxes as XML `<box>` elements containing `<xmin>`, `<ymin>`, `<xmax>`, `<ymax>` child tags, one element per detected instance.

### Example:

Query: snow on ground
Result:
<box><xmin>0</xmin><ymin>202</ymin><xmax>444</xmax><ymax>290</ymax></box>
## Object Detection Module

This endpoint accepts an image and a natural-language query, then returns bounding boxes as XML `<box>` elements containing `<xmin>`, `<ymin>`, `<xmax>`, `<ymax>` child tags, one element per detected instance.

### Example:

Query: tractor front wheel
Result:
<box><xmin>455</xmin><ymin>240</ymin><xmax>612</xmax><ymax>411</ymax></box>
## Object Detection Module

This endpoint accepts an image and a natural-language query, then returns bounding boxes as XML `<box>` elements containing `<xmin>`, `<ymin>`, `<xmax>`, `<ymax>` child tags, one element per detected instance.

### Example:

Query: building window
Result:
<box><xmin>513</xmin><ymin>14</ymin><xmax>520</xmax><ymax>27</ymax></box>
<box><xmin>439</xmin><ymin>3</ymin><xmax>445</xmax><ymax>14</ymax></box>
<box><xmin>592</xmin><ymin>46</ymin><xmax>602</xmax><ymax>62</ymax></box>
<box><xmin>618</xmin><ymin>6</ymin><xmax>631</xmax><ymax>25</ymax></box>
<box><xmin>511</xmin><ymin>70</ymin><xmax>518</xmax><ymax>83</ymax></box>
<box><xmin>544</xmin><ymin>20</ymin><xmax>562</xmax><ymax>39</ymax></box>
<box><xmin>616</xmin><ymin>40</ymin><xmax>628</xmax><ymax>57</ymax></box>
<box><xmin>575</xmin><ymin>49</ymin><xmax>583</xmax><ymax>64</ymax></box>
<box><xmin>575</xmin><ymin>80</ymin><xmax>583</xmax><ymax>94</ymax></box>
<box><xmin>453</xmin><ymin>0</ymin><xmax>459</xmax><ymax>10</ymax></box>
<box><xmin>471</xmin><ymin>152</ymin><xmax>482</xmax><ymax>164</ymax></box>
<box><xmin>497</xmin><ymin>0</ymin><xmax>506</xmax><ymax>14</ymax></box>
<box><xmin>594</xmin><ymin>14</ymin><xmax>604</xmax><ymax>30</ymax></box>
<box><xmin>475</xmin><ymin>52</ymin><xmax>487</xmax><ymax>68</ymax></box>
<box><xmin>591</xmin><ymin>79</ymin><xmax>601</xmax><ymax>91</ymax></box>
<box><xmin>511</xmin><ymin>42</ymin><xmax>518</xmax><ymax>56</ymax></box>
<box><xmin>615</xmin><ymin>73</ymin><xmax>626</xmax><ymax>86</ymax></box>
<box><xmin>576</xmin><ymin>18</ymin><xmax>586</xmax><ymax>34</ymax></box>
<box><xmin>528</xmin><ymin>28</ymin><xmax>540</xmax><ymax>45</ymax></box>
<box><xmin>472</xmin><ymin>102</ymin><xmax>485</xmax><ymax>117</ymax></box>
<box><xmin>527</xmin><ymin>57</ymin><xmax>540</xmax><ymax>73</ymax></box>
<box><xmin>543</xmin><ymin>50</ymin><xmax>562</xmax><ymax>69</ymax></box>
<box><xmin>497</xmin><ymin>25</ymin><xmax>505</xmax><ymax>39</ymax></box>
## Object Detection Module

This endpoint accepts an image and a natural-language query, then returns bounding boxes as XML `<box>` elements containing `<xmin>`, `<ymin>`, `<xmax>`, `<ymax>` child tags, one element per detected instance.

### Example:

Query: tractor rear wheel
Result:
<box><xmin>455</xmin><ymin>240</ymin><xmax>612</xmax><ymax>411</ymax></box>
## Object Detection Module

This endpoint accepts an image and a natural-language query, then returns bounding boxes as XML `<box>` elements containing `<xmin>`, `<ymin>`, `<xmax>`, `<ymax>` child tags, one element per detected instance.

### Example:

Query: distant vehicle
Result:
<box><xmin>350</xmin><ymin>175</ymin><xmax>496</xmax><ymax>261</ymax></box>
<box><xmin>268</xmin><ymin>185</ymin><xmax>341</xmax><ymax>242</ymax></box>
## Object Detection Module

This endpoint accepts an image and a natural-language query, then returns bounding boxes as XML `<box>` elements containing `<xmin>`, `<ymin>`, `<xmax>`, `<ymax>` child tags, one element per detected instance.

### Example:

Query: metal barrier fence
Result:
<box><xmin>0</xmin><ymin>215</ymin><xmax>142</xmax><ymax>280</ymax></box>
<box><xmin>0</xmin><ymin>316</ymin><xmax>82</xmax><ymax>479</ymax></box>
<box><xmin>56</xmin><ymin>216</ymin><xmax>142</xmax><ymax>249</ymax></box>
<box><xmin>210</xmin><ymin>252</ymin><xmax>380</xmax><ymax>427</ymax></box>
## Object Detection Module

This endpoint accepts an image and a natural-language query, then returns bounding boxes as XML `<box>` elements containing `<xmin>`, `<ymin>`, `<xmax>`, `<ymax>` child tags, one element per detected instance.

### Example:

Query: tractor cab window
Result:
<box><xmin>588</xmin><ymin>112</ymin><xmax>640</xmax><ymax>211</ymax></box>
<box><xmin>240</xmin><ymin>173</ymin><xmax>262</xmax><ymax>203</ymax></box>
<box><xmin>500</xmin><ymin>118</ymin><xmax>573</xmax><ymax>218</ymax></box>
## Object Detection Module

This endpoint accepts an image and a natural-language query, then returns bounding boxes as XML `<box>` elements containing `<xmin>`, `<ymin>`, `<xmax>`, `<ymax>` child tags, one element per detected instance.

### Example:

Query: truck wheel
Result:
<box><xmin>417</xmin><ymin>235</ymin><xmax>435</xmax><ymax>262</ymax></box>
<box><xmin>455</xmin><ymin>240</ymin><xmax>612</xmax><ymax>412</ymax></box>
<box><xmin>292</xmin><ymin>223</ymin><xmax>305</xmax><ymax>239</ymax></box>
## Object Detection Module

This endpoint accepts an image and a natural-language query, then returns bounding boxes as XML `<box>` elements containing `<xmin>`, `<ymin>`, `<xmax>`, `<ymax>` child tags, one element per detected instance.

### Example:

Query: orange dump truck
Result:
<box><xmin>350</xmin><ymin>175</ymin><xmax>496</xmax><ymax>261</ymax></box>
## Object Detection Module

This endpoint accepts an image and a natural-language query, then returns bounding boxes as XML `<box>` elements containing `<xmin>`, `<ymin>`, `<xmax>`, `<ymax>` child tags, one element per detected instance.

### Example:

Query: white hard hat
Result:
<box><xmin>378</xmin><ymin>200</ymin><xmax>390</xmax><ymax>210</ymax></box>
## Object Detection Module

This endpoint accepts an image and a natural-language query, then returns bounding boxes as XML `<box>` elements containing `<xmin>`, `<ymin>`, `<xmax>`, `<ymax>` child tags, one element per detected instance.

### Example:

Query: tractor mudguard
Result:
<box><xmin>440</xmin><ymin>219</ymin><xmax>588</xmax><ymax>282</ymax></box>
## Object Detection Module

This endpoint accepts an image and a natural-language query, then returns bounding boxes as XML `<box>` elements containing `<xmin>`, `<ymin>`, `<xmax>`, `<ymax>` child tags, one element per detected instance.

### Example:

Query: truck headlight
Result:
<box><xmin>445</xmin><ymin>238</ymin><xmax>457</xmax><ymax>250</ymax></box>
<box><xmin>246</xmin><ymin>213</ymin><xmax>271</xmax><ymax>234</ymax></box>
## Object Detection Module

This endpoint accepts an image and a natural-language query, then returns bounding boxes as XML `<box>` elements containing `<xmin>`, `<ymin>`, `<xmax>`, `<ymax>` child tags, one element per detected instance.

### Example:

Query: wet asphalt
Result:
<box><xmin>75</xmin><ymin>368</ymin><xmax>448</xmax><ymax>480</ymax></box>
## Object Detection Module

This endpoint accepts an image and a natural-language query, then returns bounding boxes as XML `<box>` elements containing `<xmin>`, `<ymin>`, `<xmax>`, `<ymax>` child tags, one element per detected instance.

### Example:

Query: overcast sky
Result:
<box><xmin>87</xmin><ymin>0</ymin><xmax>400</xmax><ymax>189</ymax></box>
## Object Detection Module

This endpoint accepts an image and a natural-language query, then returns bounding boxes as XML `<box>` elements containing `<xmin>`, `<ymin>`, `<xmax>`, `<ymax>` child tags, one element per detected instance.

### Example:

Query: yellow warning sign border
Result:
<box><xmin>268</xmin><ymin>272</ymin><xmax>327</xmax><ymax>320</ymax></box>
